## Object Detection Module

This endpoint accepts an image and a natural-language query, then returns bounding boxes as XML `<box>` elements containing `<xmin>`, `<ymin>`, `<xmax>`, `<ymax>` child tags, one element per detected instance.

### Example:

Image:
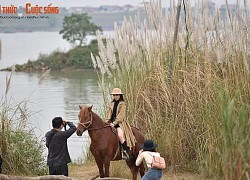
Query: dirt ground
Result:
<box><xmin>0</xmin><ymin>163</ymin><xmax>205</xmax><ymax>180</ymax></box>
<box><xmin>69</xmin><ymin>163</ymin><xmax>205</xmax><ymax>180</ymax></box>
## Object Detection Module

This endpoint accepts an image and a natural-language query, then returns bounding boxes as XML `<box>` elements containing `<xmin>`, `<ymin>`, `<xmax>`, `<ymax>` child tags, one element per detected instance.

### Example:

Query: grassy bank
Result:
<box><xmin>0</xmin><ymin>68</ymin><xmax>47</xmax><ymax>175</ymax></box>
<box><xmin>92</xmin><ymin>1</ymin><xmax>250</xmax><ymax>179</ymax></box>
<box><xmin>1</xmin><ymin>40</ymin><xmax>99</xmax><ymax>72</ymax></box>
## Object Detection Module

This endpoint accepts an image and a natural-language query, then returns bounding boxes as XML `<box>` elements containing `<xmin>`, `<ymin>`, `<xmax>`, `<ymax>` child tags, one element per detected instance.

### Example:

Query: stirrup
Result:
<box><xmin>122</xmin><ymin>150</ymin><xmax>129</xmax><ymax>160</ymax></box>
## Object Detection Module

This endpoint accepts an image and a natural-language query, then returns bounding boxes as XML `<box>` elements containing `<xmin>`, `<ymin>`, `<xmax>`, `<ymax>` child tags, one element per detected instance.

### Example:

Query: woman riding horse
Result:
<box><xmin>76</xmin><ymin>105</ymin><xmax>145</xmax><ymax>179</ymax></box>
<box><xmin>106</xmin><ymin>88</ymin><xmax>137</xmax><ymax>160</ymax></box>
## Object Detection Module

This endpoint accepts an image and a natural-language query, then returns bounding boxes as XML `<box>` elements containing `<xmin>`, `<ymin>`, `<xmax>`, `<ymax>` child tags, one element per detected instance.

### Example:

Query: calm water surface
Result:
<box><xmin>0</xmin><ymin>32</ymin><xmax>109</xmax><ymax>161</ymax></box>
<box><xmin>0</xmin><ymin>70</ymin><xmax>104</xmax><ymax>161</ymax></box>
<box><xmin>0</xmin><ymin>32</ymin><xmax>72</xmax><ymax>69</ymax></box>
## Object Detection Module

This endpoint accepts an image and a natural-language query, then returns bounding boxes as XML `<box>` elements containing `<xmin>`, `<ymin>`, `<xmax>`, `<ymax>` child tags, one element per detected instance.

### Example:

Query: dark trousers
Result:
<box><xmin>0</xmin><ymin>155</ymin><xmax>2</xmax><ymax>174</ymax></box>
<box><xmin>49</xmin><ymin>164</ymin><xmax>68</xmax><ymax>176</ymax></box>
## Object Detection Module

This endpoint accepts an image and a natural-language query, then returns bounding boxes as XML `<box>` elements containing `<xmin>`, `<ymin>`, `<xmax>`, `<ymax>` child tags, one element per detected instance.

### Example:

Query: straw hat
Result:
<box><xmin>110</xmin><ymin>88</ymin><xmax>124</xmax><ymax>95</ymax></box>
<box><xmin>140</xmin><ymin>140</ymin><xmax>158</xmax><ymax>151</ymax></box>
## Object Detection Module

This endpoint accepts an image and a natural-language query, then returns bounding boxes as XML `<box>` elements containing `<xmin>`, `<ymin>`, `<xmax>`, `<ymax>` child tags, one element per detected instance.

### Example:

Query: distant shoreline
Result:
<box><xmin>0</xmin><ymin>28</ymin><xmax>114</xmax><ymax>33</ymax></box>
<box><xmin>0</xmin><ymin>10</ymin><xmax>146</xmax><ymax>34</ymax></box>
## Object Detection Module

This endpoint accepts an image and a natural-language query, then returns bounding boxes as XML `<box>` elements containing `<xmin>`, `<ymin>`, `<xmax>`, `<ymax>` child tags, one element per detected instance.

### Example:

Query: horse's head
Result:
<box><xmin>76</xmin><ymin>105</ymin><xmax>93</xmax><ymax>136</ymax></box>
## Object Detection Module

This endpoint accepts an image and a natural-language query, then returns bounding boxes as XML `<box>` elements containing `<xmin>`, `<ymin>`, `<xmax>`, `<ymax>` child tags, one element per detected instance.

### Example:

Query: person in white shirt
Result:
<box><xmin>135</xmin><ymin>140</ymin><xmax>163</xmax><ymax>180</ymax></box>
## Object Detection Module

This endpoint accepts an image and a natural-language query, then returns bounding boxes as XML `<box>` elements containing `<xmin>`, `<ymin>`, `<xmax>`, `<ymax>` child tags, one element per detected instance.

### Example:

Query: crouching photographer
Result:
<box><xmin>45</xmin><ymin>117</ymin><xmax>76</xmax><ymax>176</ymax></box>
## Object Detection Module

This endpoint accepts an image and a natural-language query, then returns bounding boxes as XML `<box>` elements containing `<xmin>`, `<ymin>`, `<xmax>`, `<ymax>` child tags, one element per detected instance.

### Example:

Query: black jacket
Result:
<box><xmin>45</xmin><ymin>122</ymin><xmax>76</xmax><ymax>166</ymax></box>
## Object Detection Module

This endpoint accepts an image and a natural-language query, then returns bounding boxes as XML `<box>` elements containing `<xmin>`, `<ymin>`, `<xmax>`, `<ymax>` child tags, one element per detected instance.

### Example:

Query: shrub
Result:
<box><xmin>0</xmin><ymin>69</ymin><xmax>47</xmax><ymax>175</ymax></box>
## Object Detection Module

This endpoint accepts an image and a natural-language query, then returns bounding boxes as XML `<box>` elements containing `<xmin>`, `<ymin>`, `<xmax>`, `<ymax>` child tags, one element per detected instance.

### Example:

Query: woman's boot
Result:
<box><xmin>121</xmin><ymin>141</ymin><xmax>129</xmax><ymax>160</ymax></box>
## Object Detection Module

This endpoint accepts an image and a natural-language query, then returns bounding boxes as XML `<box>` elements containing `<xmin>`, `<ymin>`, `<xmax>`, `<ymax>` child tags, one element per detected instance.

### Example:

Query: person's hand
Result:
<box><xmin>62</xmin><ymin>118</ymin><xmax>69</xmax><ymax>126</ymax></box>
<box><xmin>110</xmin><ymin>123</ymin><xmax>114</xmax><ymax>127</ymax></box>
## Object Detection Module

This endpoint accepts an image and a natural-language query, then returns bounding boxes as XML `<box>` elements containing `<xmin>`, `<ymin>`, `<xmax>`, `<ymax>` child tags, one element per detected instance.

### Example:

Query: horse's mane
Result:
<box><xmin>92</xmin><ymin>111</ymin><xmax>106</xmax><ymax>126</ymax></box>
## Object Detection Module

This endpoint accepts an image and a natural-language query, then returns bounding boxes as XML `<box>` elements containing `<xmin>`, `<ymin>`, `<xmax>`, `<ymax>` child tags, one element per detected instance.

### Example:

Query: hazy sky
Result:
<box><xmin>0</xmin><ymin>0</ymin><xmax>239</xmax><ymax>7</ymax></box>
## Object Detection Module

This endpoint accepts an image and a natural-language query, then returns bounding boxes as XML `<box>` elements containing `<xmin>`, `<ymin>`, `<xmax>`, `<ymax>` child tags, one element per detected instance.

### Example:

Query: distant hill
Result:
<box><xmin>0</xmin><ymin>2</ymin><xmax>239</xmax><ymax>33</ymax></box>
<box><xmin>0</xmin><ymin>8</ymin><xmax>146</xmax><ymax>33</ymax></box>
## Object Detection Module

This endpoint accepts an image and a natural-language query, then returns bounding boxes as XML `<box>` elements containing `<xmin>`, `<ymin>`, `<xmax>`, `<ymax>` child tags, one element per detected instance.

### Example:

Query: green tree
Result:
<box><xmin>59</xmin><ymin>13</ymin><xmax>102</xmax><ymax>46</ymax></box>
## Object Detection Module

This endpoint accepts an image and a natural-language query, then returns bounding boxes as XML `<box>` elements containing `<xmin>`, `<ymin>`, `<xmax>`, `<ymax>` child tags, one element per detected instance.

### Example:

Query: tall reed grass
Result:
<box><xmin>0</xmin><ymin>67</ymin><xmax>48</xmax><ymax>175</ymax></box>
<box><xmin>92</xmin><ymin>0</ymin><xmax>250</xmax><ymax>178</ymax></box>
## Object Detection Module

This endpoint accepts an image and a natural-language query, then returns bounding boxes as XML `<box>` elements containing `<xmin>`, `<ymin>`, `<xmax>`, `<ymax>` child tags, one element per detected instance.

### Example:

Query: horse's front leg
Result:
<box><xmin>95</xmin><ymin>158</ymin><xmax>104</xmax><ymax>178</ymax></box>
<box><xmin>139</xmin><ymin>163</ymin><xmax>145</xmax><ymax>178</ymax></box>
<box><xmin>126</xmin><ymin>157</ymin><xmax>139</xmax><ymax>180</ymax></box>
<box><xmin>104</xmin><ymin>161</ymin><xmax>110</xmax><ymax>177</ymax></box>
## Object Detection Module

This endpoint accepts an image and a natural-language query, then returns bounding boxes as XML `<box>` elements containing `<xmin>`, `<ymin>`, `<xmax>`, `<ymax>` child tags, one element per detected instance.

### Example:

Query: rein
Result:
<box><xmin>88</xmin><ymin>124</ymin><xmax>110</xmax><ymax>131</ymax></box>
<box><xmin>78</xmin><ymin>112</ymin><xmax>111</xmax><ymax>131</ymax></box>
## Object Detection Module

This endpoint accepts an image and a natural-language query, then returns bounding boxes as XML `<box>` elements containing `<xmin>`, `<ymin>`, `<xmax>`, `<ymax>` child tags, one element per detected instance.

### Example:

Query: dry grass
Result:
<box><xmin>0</xmin><ymin>68</ymin><xmax>49</xmax><ymax>175</ymax></box>
<box><xmin>92</xmin><ymin>0</ymin><xmax>250</xmax><ymax>179</ymax></box>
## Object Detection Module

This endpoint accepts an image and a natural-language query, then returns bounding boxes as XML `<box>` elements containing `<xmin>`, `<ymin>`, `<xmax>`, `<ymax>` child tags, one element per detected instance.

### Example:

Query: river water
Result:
<box><xmin>0</xmin><ymin>32</ymin><xmax>107</xmax><ymax>161</ymax></box>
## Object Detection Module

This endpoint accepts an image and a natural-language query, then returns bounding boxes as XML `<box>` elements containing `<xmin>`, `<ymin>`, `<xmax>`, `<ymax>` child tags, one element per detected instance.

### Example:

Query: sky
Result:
<box><xmin>0</xmin><ymin>0</ymin><xmax>239</xmax><ymax>8</ymax></box>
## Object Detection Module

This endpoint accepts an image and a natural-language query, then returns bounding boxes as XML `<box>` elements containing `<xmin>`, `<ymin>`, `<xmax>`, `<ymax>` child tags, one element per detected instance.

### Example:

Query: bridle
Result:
<box><xmin>78</xmin><ymin>112</ymin><xmax>93</xmax><ymax>130</ymax></box>
<box><xmin>78</xmin><ymin>111</ymin><xmax>110</xmax><ymax>131</ymax></box>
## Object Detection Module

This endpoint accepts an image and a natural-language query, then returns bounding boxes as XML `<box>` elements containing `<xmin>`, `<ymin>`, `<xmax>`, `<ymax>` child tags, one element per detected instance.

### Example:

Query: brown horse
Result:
<box><xmin>76</xmin><ymin>105</ymin><xmax>145</xmax><ymax>180</ymax></box>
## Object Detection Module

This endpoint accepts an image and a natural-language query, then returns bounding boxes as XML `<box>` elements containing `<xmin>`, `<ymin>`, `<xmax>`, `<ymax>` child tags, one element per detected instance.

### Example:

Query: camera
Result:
<box><xmin>63</xmin><ymin>120</ymin><xmax>67</xmax><ymax>127</ymax></box>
